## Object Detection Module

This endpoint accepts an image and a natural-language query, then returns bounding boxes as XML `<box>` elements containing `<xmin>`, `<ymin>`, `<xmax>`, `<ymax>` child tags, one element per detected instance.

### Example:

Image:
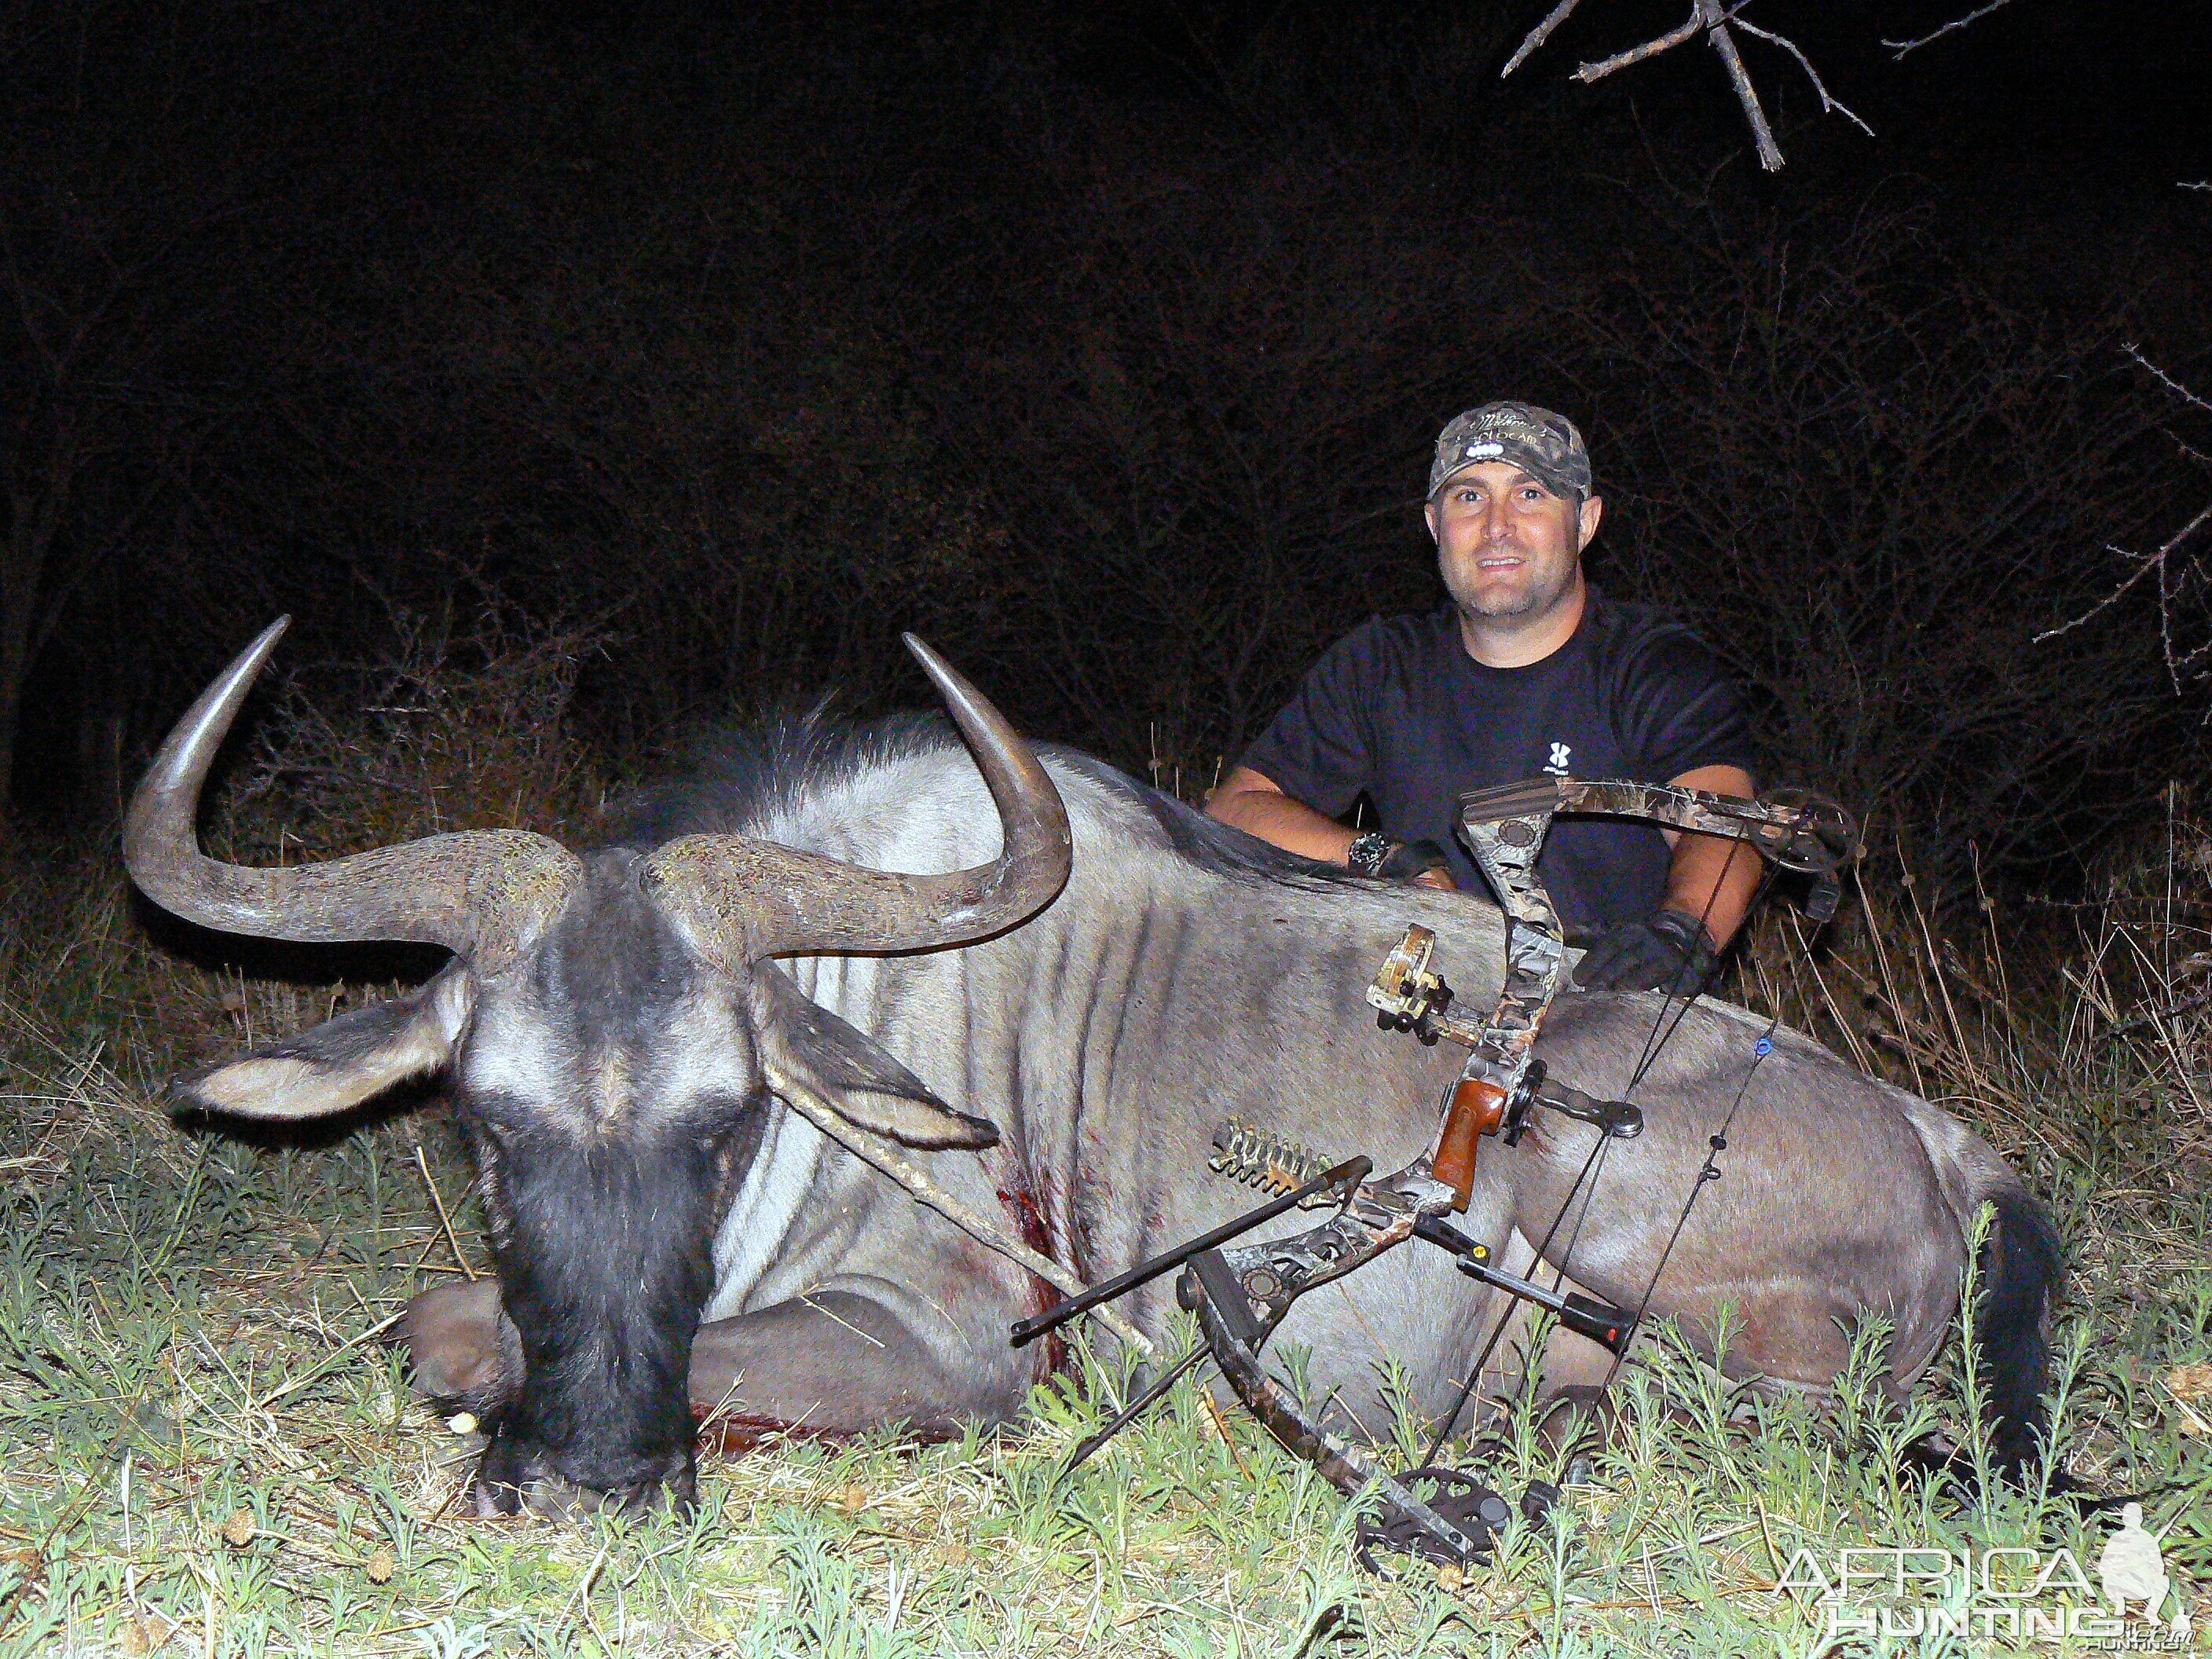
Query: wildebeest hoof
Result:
<box><xmin>397</xmin><ymin>1280</ymin><xmax>513</xmax><ymax>1407</ymax></box>
<box><xmin>1536</xmin><ymin>1384</ymin><xmax>1617</xmax><ymax>1459</ymax></box>
<box><xmin>468</xmin><ymin>1432</ymin><xmax>698</xmax><ymax>1521</ymax></box>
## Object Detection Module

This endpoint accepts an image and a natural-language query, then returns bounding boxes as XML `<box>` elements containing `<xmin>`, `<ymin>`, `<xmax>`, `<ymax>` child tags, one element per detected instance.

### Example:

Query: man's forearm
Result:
<box><xmin>1205</xmin><ymin>767</ymin><xmax>1359</xmax><ymax>865</ymax></box>
<box><xmin>1661</xmin><ymin>764</ymin><xmax>1763</xmax><ymax>947</ymax></box>
<box><xmin>1662</xmin><ymin>826</ymin><xmax>1764</xmax><ymax>947</ymax></box>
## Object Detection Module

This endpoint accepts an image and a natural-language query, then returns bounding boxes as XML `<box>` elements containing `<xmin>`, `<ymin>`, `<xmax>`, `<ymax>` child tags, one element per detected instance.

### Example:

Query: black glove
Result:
<box><xmin>1573</xmin><ymin>908</ymin><xmax>1717</xmax><ymax>995</ymax></box>
<box><xmin>1375</xmin><ymin>838</ymin><xmax>1452</xmax><ymax>883</ymax></box>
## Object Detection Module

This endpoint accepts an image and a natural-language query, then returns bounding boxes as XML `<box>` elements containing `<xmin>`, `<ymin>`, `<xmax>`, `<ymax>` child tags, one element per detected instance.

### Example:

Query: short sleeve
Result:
<box><xmin>1236</xmin><ymin>621</ymin><xmax>1390</xmax><ymax>817</ymax></box>
<box><xmin>1611</xmin><ymin>624</ymin><xmax>1760</xmax><ymax>787</ymax></box>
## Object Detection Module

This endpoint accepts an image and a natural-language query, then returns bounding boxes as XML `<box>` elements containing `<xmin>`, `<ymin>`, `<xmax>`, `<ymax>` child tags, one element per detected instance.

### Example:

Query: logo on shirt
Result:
<box><xmin>1544</xmin><ymin>742</ymin><xmax>1573</xmax><ymax>776</ymax></box>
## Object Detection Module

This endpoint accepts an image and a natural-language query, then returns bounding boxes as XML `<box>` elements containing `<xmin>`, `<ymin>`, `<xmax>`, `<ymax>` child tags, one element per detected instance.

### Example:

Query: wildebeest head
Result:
<box><xmin>125</xmin><ymin>620</ymin><xmax>1070</xmax><ymax>1516</ymax></box>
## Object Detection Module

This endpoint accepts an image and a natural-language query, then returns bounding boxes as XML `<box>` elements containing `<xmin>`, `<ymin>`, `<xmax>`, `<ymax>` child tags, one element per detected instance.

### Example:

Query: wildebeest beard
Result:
<box><xmin>463</xmin><ymin>1097</ymin><xmax>761</xmax><ymax>1516</ymax></box>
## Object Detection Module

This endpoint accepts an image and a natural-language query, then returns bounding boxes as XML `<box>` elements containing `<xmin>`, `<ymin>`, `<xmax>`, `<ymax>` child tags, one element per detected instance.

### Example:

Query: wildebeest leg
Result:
<box><xmin>689</xmin><ymin>1285</ymin><xmax>1020</xmax><ymax>1435</ymax></box>
<box><xmin>398</xmin><ymin>1280</ymin><xmax>518</xmax><ymax>1414</ymax></box>
<box><xmin>401</xmin><ymin>1278</ymin><xmax>1013</xmax><ymax>1437</ymax></box>
<box><xmin>1518</xmin><ymin>1265</ymin><xmax>1712</xmax><ymax>1468</ymax></box>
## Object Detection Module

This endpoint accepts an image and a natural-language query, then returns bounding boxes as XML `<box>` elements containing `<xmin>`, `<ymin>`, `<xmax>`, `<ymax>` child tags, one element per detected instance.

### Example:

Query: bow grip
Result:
<box><xmin>1432</xmin><ymin>1074</ymin><xmax>1510</xmax><ymax>1208</ymax></box>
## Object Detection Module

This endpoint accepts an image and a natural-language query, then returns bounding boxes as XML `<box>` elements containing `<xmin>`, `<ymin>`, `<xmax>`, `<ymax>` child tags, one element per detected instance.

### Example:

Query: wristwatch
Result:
<box><xmin>1346</xmin><ymin>831</ymin><xmax>1394</xmax><ymax>877</ymax></box>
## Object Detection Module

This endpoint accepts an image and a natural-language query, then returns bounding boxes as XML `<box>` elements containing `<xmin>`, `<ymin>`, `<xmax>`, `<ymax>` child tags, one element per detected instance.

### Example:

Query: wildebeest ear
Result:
<box><xmin>177</xmin><ymin>968</ymin><xmax>474</xmax><ymax>1120</ymax></box>
<box><xmin>750</xmin><ymin>965</ymin><xmax>999</xmax><ymax>1149</ymax></box>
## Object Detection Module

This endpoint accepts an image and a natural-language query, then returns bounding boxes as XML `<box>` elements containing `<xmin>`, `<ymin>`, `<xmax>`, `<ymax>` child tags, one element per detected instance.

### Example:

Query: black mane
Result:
<box><xmin>1049</xmin><ymin>752</ymin><xmax>1353</xmax><ymax>888</ymax></box>
<box><xmin>602</xmin><ymin>709</ymin><xmax>1353</xmax><ymax>890</ymax></box>
<box><xmin>602</xmin><ymin>705</ymin><xmax>954</xmax><ymax>850</ymax></box>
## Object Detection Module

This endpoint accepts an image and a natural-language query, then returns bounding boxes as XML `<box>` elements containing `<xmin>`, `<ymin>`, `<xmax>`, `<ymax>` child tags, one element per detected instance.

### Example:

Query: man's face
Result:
<box><xmin>1425</xmin><ymin>462</ymin><xmax>1601</xmax><ymax>626</ymax></box>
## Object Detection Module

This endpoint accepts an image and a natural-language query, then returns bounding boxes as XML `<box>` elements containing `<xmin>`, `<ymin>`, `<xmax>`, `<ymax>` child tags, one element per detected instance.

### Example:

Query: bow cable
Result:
<box><xmin>1420</xmin><ymin>831</ymin><xmax>1768</xmax><ymax>1461</ymax></box>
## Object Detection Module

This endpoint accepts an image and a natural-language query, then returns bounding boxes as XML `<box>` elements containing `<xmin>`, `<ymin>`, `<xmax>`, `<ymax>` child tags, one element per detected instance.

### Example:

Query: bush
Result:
<box><xmin>206</xmin><ymin>609</ymin><xmax>608</xmax><ymax>864</ymax></box>
<box><xmin>1549</xmin><ymin>195</ymin><xmax>2196</xmax><ymax>887</ymax></box>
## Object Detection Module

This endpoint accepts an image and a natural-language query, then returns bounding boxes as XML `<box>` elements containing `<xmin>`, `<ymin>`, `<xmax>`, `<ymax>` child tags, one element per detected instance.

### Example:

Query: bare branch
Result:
<box><xmin>2034</xmin><ymin>504</ymin><xmax>2212</xmax><ymax>698</ymax></box>
<box><xmin>2184</xmin><ymin>181</ymin><xmax>2212</xmax><ymax>192</ymax></box>
<box><xmin>2127</xmin><ymin>342</ymin><xmax>2212</xmax><ymax>416</ymax></box>
<box><xmin>1882</xmin><ymin>0</ymin><xmax>2025</xmax><ymax>59</ymax></box>
<box><xmin>1698</xmin><ymin>0</ymin><xmax>1785</xmax><ymax>172</ymax></box>
<box><xmin>2032</xmin><ymin>517</ymin><xmax>2209</xmax><ymax>646</ymax></box>
<box><xmin>1734</xmin><ymin>17</ymin><xmax>1876</xmax><ymax>137</ymax></box>
<box><xmin>1568</xmin><ymin>2</ymin><xmax>1784</xmax><ymax>170</ymax></box>
<box><xmin>2038</xmin><ymin>344</ymin><xmax>2212</xmax><ymax>694</ymax></box>
<box><xmin>1502</xmin><ymin>0</ymin><xmax>1586</xmax><ymax>79</ymax></box>
<box><xmin>1573</xmin><ymin>3</ymin><xmax>1702</xmax><ymax>83</ymax></box>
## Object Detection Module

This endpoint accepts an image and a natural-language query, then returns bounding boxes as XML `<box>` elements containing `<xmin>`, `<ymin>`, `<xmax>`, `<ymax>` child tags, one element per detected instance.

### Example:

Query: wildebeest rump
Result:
<box><xmin>127</xmin><ymin>624</ymin><xmax>2060</xmax><ymax>1516</ymax></box>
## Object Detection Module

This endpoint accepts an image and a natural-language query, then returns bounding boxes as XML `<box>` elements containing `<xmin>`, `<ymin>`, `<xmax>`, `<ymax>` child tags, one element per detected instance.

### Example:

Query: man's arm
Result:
<box><xmin>1207</xmin><ymin>766</ymin><xmax>1456</xmax><ymax>888</ymax></box>
<box><xmin>1659</xmin><ymin>763</ymin><xmax>1763</xmax><ymax>949</ymax></box>
<box><xmin>1205</xmin><ymin>765</ymin><xmax>1361</xmax><ymax>863</ymax></box>
<box><xmin>1573</xmin><ymin>760</ymin><xmax>1763</xmax><ymax>994</ymax></box>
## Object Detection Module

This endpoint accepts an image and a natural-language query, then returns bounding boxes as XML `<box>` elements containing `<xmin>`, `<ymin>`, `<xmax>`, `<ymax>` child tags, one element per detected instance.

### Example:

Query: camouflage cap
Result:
<box><xmin>1426</xmin><ymin>402</ymin><xmax>1592</xmax><ymax>503</ymax></box>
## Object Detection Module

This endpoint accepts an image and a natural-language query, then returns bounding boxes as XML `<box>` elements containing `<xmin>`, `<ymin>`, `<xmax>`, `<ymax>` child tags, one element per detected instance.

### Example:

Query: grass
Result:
<box><xmin>5</xmin><ymin>727</ymin><xmax>2212</xmax><ymax>1652</ymax></box>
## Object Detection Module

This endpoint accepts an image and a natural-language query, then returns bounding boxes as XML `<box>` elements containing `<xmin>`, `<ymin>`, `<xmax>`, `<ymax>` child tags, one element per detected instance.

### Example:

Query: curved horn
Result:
<box><xmin>640</xmin><ymin>634</ymin><xmax>1071</xmax><ymax>966</ymax></box>
<box><xmin>125</xmin><ymin>618</ymin><xmax>581</xmax><ymax>962</ymax></box>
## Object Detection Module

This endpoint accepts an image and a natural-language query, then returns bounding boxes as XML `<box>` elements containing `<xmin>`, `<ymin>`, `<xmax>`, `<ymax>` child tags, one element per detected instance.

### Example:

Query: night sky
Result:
<box><xmin>3</xmin><ymin>0</ymin><xmax>2207</xmax><ymax>882</ymax></box>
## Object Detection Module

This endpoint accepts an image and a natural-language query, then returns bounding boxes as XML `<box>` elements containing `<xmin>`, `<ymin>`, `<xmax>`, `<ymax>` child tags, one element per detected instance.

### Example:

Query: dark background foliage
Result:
<box><xmin>3</xmin><ymin>0</ymin><xmax>2208</xmax><ymax>893</ymax></box>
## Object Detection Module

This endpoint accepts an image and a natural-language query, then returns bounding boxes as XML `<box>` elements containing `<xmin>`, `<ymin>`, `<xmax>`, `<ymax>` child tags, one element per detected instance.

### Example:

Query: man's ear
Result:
<box><xmin>1577</xmin><ymin>493</ymin><xmax>1604</xmax><ymax>551</ymax></box>
<box><xmin>177</xmin><ymin>968</ymin><xmax>474</xmax><ymax>1120</ymax></box>
<box><xmin>1423</xmin><ymin>499</ymin><xmax>1441</xmax><ymax>544</ymax></box>
<box><xmin>750</xmin><ymin>964</ymin><xmax>998</xmax><ymax>1149</ymax></box>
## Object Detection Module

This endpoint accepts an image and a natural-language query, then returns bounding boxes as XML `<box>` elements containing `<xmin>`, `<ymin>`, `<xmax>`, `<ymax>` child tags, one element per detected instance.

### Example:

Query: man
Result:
<box><xmin>1207</xmin><ymin>402</ymin><xmax>1760</xmax><ymax>994</ymax></box>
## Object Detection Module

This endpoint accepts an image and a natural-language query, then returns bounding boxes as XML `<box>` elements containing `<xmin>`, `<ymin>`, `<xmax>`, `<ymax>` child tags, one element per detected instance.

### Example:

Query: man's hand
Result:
<box><xmin>1573</xmin><ymin>908</ymin><xmax>1716</xmax><ymax>995</ymax></box>
<box><xmin>1374</xmin><ymin>839</ymin><xmax>1457</xmax><ymax>890</ymax></box>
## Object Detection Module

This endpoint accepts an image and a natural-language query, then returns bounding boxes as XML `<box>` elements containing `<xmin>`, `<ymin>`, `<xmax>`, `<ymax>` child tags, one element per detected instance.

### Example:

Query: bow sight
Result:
<box><xmin>1009</xmin><ymin>776</ymin><xmax>1857</xmax><ymax>1569</ymax></box>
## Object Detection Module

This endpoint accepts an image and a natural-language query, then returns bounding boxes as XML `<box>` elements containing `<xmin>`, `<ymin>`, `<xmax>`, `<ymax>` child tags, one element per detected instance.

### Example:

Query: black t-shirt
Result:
<box><xmin>1238</xmin><ymin>589</ymin><xmax>1758</xmax><ymax>934</ymax></box>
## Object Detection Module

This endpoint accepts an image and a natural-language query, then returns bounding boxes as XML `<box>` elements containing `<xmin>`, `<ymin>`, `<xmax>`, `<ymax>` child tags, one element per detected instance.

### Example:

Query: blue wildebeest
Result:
<box><xmin>127</xmin><ymin>622</ymin><xmax>2058</xmax><ymax>1516</ymax></box>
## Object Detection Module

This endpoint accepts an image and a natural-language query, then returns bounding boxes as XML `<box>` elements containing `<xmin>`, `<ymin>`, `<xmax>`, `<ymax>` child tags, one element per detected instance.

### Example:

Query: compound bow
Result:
<box><xmin>1011</xmin><ymin>776</ymin><xmax>1857</xmax><ymax>1567</ymax></box>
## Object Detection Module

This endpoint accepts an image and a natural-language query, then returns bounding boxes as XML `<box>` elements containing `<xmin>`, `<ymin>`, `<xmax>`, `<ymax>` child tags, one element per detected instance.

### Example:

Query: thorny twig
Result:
<box><xmin>2034</xmin><ymin>346</ymin><xmax>2212</xmax><ymax>694</ymax></box>
<box><xmin>1883</xmin><ymin>0</ymin><xmax>2025</xmax><ymax>59</ymax></box>
<box><xmin>2129</xmin><ymin>342</ymin><xmax>2212</xmax><ymax>417</ymax></box>
<box><xmin>2026</xmin><ymin>506</ymin><xmax>2212</xmax><ymax>690</ymax></box>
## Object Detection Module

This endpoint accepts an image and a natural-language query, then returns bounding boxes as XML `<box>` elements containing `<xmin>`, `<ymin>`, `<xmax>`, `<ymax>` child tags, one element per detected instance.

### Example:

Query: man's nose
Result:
<box><xmin>1483</xmin><ymin>500</ymin><xmax>1516</xmax><ymax>542</ymax></box>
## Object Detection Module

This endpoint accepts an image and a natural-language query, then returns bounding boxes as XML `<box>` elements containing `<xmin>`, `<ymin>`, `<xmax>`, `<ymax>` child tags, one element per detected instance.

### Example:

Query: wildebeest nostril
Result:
<box><xmin>471</xmin><ymin>1480</ymin><xmax>519</xmax><ymax>1520</ymax></box>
